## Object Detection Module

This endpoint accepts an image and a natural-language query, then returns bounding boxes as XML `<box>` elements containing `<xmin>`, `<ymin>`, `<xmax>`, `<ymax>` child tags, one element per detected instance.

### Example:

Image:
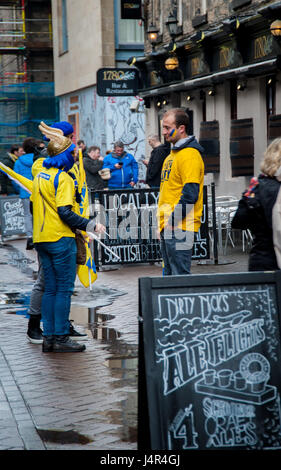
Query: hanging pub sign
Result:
<box><xmin>97</xmin><ymin>68</ymin><xmax>138</xmax><ymax>96</ymax></box>
<box><xmin>121</xmin><ymin>0</ymin><xmax>142</xmax><ymax>19</ymax></box>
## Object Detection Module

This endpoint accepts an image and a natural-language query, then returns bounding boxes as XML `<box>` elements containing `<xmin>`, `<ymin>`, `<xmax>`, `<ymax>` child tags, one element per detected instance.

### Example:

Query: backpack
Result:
<box><xmin>231</xmin><ymin>177</ymin><xmax>263</xmax><ymax>230</ymax></box>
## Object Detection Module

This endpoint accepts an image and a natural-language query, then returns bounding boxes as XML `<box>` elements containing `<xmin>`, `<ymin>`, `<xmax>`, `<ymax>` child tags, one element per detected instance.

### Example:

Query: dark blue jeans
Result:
<box><xmin>35</xmin><ymin>237</ymin><xmax>77</xmax><ymax>336</ymax></box>
<box><xmin>160</xmin><ymin>229</ymin><xmax>194</xmax><ymax>276</ymax></box>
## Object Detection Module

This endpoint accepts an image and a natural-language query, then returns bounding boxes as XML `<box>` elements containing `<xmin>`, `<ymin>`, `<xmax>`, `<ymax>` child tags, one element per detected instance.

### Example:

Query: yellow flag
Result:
<box><xmin>76</xmin><ymin>149</ymin><xmax>97</xmax><ymax>287</ymax></box>
<box><xmin>0</xmin><ymin>162</ymin><xmax>32</xmax><ymax>194</ymax></box>
<box><xmin>0</xmin><ymin>155</ymin><xmax>97</xmax><ymax>288</ymax></box>
<box><xmin>78</xmin><ymin>149</ymin><xmax>89</xmax><ymax>218</ymax></box>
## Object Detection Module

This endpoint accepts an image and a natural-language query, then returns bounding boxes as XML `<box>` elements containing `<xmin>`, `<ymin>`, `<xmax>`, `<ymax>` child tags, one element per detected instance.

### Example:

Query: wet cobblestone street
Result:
<box><xmin>0</xmin><ymin>238</ymin><xmax>249</xmax><ymax>450</ymax></box>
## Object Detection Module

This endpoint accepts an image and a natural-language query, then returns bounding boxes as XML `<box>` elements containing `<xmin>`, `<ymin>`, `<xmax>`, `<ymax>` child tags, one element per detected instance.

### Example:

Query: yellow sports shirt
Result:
<box><xmin>158</xmin><ymin>147</ymin><xmax>204</xmax><ymax>232</ymax></box>
<box><xmin>32</xmin><ymin>158</ymin><xmax>44</xmax><ymax>178</ymax></box>
<box><xmin>31</xmin><ymin>167</ymin><xmax>76</xmax><ymax>243</ymax></box>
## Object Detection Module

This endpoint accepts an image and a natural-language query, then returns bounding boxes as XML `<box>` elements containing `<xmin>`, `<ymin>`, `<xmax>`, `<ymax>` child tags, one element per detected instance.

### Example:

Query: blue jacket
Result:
<box><xmin>13</xmin><ymin>153</ymin><xmax>34</xmax><ymax>198</ymax></box>
<box><xmin>102</xmin><ymin>152</ymin><xmax>138</xmax><ymax>189</ymax></box>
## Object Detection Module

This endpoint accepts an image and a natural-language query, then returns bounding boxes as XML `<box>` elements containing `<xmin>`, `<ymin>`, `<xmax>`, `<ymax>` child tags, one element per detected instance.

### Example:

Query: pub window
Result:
<box><xmin>118</xmin><ymin>1</ymin><xmax>144</xmax><ymax>44</ymax></box>
<box><xmin>266</xmin><ymin>76</ymin><xmax>276</xmax><ymax>138</ymax></box>
<box><xmin>174</xmin><ymin>0</ymin><xmax>183</xmax><ymax>25</ymax></box>
<box><xmin>58</xmin><ymin>0</ymin><xmax>68</xmax><ymax>54</ymax></box>
<box><xmin>230</xmin><ymin>80</ymin><xmax>237</xmax><ymax>120</ymax></box>
<box><xmin>193</xmin><ymin>0</ymin><xmax>207</xmax><ymax>15</ymax></box>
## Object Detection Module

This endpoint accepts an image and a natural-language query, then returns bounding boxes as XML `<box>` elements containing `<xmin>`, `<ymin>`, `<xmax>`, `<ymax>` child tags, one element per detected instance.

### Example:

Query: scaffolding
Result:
<box><xmin>0</xmin><ymin>82</ymin><xmax>58</xmax><ymax>150</ymax></box>
<box><xmin>0</xmin><ymin>0</ymin><xmax>58</xmax><ymax>155</ymax></box>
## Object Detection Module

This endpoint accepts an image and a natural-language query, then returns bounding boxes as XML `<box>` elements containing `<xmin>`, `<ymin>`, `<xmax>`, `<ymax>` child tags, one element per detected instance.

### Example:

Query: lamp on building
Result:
<box><xmin>270</xmin><ymin>19</ymin><xmax>281</xmax><ymax>37</ymax></box>
<box><xmin>237</xmin><ymin>79</ymin><xmax>247</xmax><ymax>91</ymax></box>
<box><xmin>208</xmin><ymin>87</ymin><xmax>215</xmax><ymax>96</ymax></box>
<box><xmin>147</xmin><ymin>23</ymin><xmax>159</xmax><ymax>49</ymax></box>
<box><xmin>156</xmin><ymin>98</ymin><xmax>169</xmax><ymax>109</ymax></box>
<box><xmin>267</xmin><ymin>76</ymin><xmax>275</xmax><ymax>85</ymax></box>
<box><xmin>165</xmin><ymin>55</ymin><xmax>179</xmax><ymax>70</ymax></box>
<box><xmin>186</xmin><ymin>94</ymin><xmax>194</xmax><ymax>101</ymax></box>
<box><xmin>156</xmin><ymin>99</ymin><xmax>162</xmax><ymax>108</ymax></box>
<box><xmin>166</xmin><ymin>12</ymin><xmax>178</xmax><ymax>41</ymax></box>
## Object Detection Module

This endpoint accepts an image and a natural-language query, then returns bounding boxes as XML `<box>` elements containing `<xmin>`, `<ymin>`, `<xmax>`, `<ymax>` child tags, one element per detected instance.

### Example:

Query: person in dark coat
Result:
<box><xmin>83</xmin><ymin>145</ymin><xmax>106</xmax><ymax>191</ymax></box>
<box><xmin>77</xmin><ymin>139</ymin><xmax>87</xmax><ymax>157</ymax></box>
<box><xmin>232</xmin><ymin>138</ymin><xmax>281</xmax><ymax>272</ymax></box>
<box><xmin>143</xmin><ymin>135</ymin><xmax>170</xmax><ymax>188</ymax></box>
<box><xmin>13</xmin><ymin>138</ymin><xmax>42</xmax><ymax>250</ymax></box>
<box><xmin>0</xmin><ymin>144</ymin><xmax>24</xmax><ymax>195</ymax></box>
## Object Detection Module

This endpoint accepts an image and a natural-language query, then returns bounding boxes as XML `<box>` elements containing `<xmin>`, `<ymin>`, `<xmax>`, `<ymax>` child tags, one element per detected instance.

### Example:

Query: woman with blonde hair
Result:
<box><xmin>232</xmin><ymin>137</ymin><xmax>281</xmax><ymax>271</ymax></box>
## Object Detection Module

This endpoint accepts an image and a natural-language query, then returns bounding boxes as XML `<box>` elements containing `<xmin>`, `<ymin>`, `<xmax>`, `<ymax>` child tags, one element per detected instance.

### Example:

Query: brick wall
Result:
<box><xmin>145</xmin><ymin>0</ymin><xmax>274</xmax><ymax>47</ymax></box>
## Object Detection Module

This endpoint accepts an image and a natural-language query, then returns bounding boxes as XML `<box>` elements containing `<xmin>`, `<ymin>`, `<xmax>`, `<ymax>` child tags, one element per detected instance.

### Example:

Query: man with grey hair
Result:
<box><xmin>102</xmin><ymin>140</ymin><xmax>138</xmax><ymax>189</ymax></box>
<box><xmin>142</xmin><ymin>134</ymin><xmax>170</xmax><ymax>188</ymax></box>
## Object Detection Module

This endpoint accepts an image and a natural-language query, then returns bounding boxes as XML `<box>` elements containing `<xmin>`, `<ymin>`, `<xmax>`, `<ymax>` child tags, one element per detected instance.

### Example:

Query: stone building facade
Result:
<box><xmin>136</xmin><ymin>0</ymin><xmax>281</xmax><ymax>196</ymax></box>
<box><xmin>51</xmin><ymin>0</ymin><xmax>146</xmax><ymax>180</ymax></box>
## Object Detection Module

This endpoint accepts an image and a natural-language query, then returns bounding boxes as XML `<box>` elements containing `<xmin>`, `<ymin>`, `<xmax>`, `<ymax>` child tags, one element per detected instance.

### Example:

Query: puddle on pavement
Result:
<box><xmin>1</xmin><ymin>288</ymin><xmax>138</xmax><ymax>446</ymax></box>
<box><xmin>0</xmin><ymin>244</ymin><xmax>138</xmax><ymax>448</ymax></box>
<box><xmin>71</xmin><ymin>304</ymin><xmax>138</xmax><ymax>445</ymax></box>
<box><xmin>0</xmin><ymin>244</ymin><xmax>35</xmax><ymax>277</ymax></box>
<box><xmin>0</xmin><ymin>291</ymin><xmax>30</xmax><ymax>316</ymax></box>
<box><xmin>36</xmin><ymin>428</ymin><xmax>93</xmax><ymax>445</ymax></box>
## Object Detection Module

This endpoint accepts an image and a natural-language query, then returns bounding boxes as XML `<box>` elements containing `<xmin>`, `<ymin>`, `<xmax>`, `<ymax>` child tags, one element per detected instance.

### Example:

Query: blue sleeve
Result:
<box><xmin>102</xmin><ymin>156</ymin><xmax>116</xmax><ymax>171</ymax></box>
<box><xmin>131</xmin><ymin>156</ymin><xmax>139</xmax><ymax>183</ymax></box>
<box><xmin>57</xmin><ymin>205</ymin><xmax>89</xmax><ymax>231</ymax></box>
<box><xmin>168</xmin><ymin>183</ymin><xmax>199</xmax><ymax>228</ymax></box>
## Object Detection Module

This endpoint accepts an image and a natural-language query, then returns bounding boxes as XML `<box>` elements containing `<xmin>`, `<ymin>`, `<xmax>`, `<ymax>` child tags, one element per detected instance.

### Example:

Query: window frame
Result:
<box><xmin>58</xmin><ymin>0</ymin><xmax>68</xmax><ymax>55</ymax></box>
<box><xmin>114</xmin><ymin>0</ymin><xmax>144</xmax><ymax>49</ymax></box>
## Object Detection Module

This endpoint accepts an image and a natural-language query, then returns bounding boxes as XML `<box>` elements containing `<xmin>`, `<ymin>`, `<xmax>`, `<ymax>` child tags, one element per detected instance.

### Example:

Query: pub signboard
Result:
<box><xmin>97</xmin><ymin>68</ymin><xmax>139</xmax><ymax>97</ymax></box>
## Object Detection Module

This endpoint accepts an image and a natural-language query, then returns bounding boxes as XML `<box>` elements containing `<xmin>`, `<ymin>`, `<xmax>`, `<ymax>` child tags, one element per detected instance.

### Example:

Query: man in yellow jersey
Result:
<box><xmin>27</xmin><ymin>122</ymin><xmax>86</xmax><ymax>345</ymax></box>
<box><xmin>31</xmin><ymin>122</ymin><xmax>104</xmax><ymax>353</ymax></box>
<box><xmin>158</xmin><ymin>108</ymin><xmax>205</xmax><ymax>275</ymax></box>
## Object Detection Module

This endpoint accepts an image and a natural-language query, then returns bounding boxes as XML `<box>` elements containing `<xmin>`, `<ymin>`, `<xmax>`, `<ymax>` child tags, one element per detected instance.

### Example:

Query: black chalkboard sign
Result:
<box><xmin>139</xmin><ymin>271</ymin><xmax>281</xmax><ymax>450</ymax></box>
<box><xmin>94</xmin><ymin>187</ymin><xmax>210</xmax><ymax>266</ymax></box>
<box><xmin>0</xmin><ymin>196</ymin><xmax>26</xmax><ymax>239</ymax></box>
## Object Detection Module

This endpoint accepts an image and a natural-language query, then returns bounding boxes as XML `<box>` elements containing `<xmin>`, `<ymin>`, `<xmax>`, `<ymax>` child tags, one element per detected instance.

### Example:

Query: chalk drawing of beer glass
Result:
<box><xmin>217</xmin><ymin>369</ymin><xmax>233</xmax><ymax>388</ymax></box>
<box><xmin>203</xmin><ymin>370</ymin><xmax>216</xmax><ymax>385</ymax></box>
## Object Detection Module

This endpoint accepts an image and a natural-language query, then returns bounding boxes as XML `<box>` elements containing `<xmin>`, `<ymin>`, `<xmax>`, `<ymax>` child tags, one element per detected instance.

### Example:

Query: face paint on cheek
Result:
<box><xmin>169</xmin><ymin>128</ymin><xmax>177</xmax><ymax>137</ymax></box>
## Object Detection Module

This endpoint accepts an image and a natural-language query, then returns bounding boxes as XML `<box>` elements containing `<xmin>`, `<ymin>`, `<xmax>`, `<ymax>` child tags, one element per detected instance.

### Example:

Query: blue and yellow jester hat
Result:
<box><xmin>38</xmin><ymin>121</ymin><xmax>76</xmax><ymax>171</ymax></box>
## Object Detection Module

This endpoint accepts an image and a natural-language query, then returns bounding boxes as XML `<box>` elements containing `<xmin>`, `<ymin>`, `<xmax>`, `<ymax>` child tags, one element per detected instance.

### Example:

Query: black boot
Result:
<box><xmin>27</xmin><ymin>315</ymin><xmax>43</xmax><ymax>344</ymax></box>
<box><xmin>69</xmin><ymin>320</ymin><xmax>87</xmax><ymax>339</ymax></box>
<box><xmin>26</xmin><ymin>237</ymin><xmax>34</xmax><ymax>250</ymax></box>
<box><xmin>52</xmin><ymin>335</ymin><xmax>86</xmax><ymax>353</ymax></box>
<box><xmin>42</xmin><ymin>336</ymin><xmax>55</xmax><ymax>353</ymax></box>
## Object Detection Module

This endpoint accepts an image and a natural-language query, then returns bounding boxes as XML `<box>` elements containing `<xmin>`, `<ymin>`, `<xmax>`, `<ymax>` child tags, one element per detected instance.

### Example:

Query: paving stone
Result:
<box><xmin>0</xmin><ymin>238</ymin><xmax>249</xmax><ymax>450</ymax></box>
